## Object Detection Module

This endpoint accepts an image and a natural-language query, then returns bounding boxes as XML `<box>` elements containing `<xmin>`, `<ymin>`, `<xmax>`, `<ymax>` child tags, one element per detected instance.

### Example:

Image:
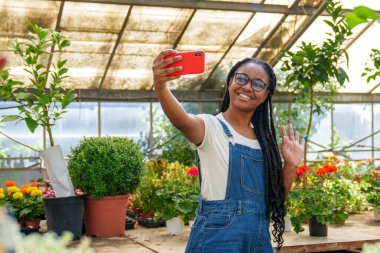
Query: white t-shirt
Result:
<box><xmin>190</xmin><ymin>113</ymin><xmax>261</xmax><ymax>200</ymax></box>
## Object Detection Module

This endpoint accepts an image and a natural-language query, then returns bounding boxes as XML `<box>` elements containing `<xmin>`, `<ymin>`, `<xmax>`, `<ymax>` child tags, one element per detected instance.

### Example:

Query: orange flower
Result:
<box><xmin>21</xmin><ymin>184</ymin><xmax>31</xmax><ymax>194</ymax></box>
<box><xmin>296</xmin><ymin>164</ymin><xmax>310</xmax><ymax>177</ymax></box>
<box><xmin>30</xmin><ymin>182</ymin><xmax>38</xmax><ymax>187</ymax></box>
<box><xmin>317</xmin><ymin>166</ymin><xmax>327</xmax><ymax>176</ymax></box>
<box><xmin>5</xmin><ymin>180</ymin><xmax>16</xmax><ymax>187</ymax></box>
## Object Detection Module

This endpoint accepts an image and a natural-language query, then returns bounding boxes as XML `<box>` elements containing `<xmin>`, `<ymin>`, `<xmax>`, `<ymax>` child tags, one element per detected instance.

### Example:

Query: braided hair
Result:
<box><xmin>220</xmin><ymin>58</ymin><xmax>286</xmax><ymax>251</ymax></box>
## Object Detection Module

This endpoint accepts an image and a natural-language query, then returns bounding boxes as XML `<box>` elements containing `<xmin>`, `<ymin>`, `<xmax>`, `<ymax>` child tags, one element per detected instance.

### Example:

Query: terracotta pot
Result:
<box><xmin>25</xmin><ymin>220</ymin><xmax>41</xmax><ymax>229</ymax></box>
<box><xmin>85</xmin><ymin>195</ymin><xmax>128</xmax><ymax>237</ymax></box>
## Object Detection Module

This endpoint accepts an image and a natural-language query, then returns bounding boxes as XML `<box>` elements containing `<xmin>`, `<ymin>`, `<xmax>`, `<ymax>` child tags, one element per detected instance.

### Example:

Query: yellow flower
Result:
<box><xmin>7</xmin><ymin>186</ymin><xmax>20</xmax><ymax>193</ymax></box>
<box><xmin>30</xmin><ymin>189</ymin><xmax>43</xmax><ymax>197</ymax></box>
<box><xmin>0</xmin><ymin>192</ymin><xmax>4</xmax><ymax>199</ymax></box>
<box><xmin>13</xmin><ymin>192</ymin><xmax>23</xmax><ymax>199</ymax></box>
<box><xmin>0</xmin><ymin>187</ymin><xmax>3</xmax><ymax>193</ymax></box>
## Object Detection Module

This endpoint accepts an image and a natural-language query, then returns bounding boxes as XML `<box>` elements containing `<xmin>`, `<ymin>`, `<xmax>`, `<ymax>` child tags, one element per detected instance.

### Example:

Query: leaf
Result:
<box><xmin>14</xmin><ymin>92</ymin><xmax>30</xmax><ymax>101</ymax></box>
<box><xmin>25</xmin><ymin>117</ymin><xmax>38</xmax><ymax>133</ymax></box>
<box><xmin>0</xmin><ymin>115</ymin><xmax>19</xmax><ymax>122</ymax></box>
<box><xmin>57</xmin><ymin>59</ymin><xmax>67</xmax><ymax>69</ymax></box>
<box><xmin>61</xmin><ymin>91</ymin><xmax>77</xmax><ymax>108</ymax></box>
<box><xmin>0</xmin><ymin>70</ymin><xmax>9</xmax><ymax>80</ymax></box>
<box><xmin>336</xmin><ymin>67</ymin><xmax>347</xmax><ymax>85</ymax></box>
<box><xmin>35</xmin><ymin>93</ymin><xmax>50</xmax><ymax>105</ymax></box>
<box><xmin>58</xmin><ymin>68</ymin><xmax>68</xmax><ymax>76</ymax></box>
<box><xmin>353</xmin><ymin>6</ymin><xmax>380</xmax><ymax>20</ymax></box>
<box><xmin>344</xmin><ymin>13</ymin><xmax>367</xmax><ymax>29</ymax></box>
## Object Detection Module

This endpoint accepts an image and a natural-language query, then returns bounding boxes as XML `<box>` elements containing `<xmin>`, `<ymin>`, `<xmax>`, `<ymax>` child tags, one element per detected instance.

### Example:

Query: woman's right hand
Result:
<box><xmin>152</xmin><ymin>49</ymin><xmax>183</xmax><ymax>91</ymax></box>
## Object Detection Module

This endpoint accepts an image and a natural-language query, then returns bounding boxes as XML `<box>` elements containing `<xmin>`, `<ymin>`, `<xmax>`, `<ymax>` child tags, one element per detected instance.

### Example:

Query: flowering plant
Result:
<box><xmin>154</xmin><ymin>162</ymin><xmax>199</xmax><ymax>223</ymax></box>
<box><xmin>35</xmin><ymin>179</ymin><xmax>84</xmax><ymax>198</ymax></box>
<box><xmin>0</xmin><ymin>180</ymin><xmax>44</xmax><ymax>222</ymax></box>
<box><xmin>286</xmin><ymin>162</ymin><xmax>351</xmax><ymax>233</ymax></box>
<box><xmin>361</xmin><ymin>169</ymin><xmax>380</xmax><ymax>208</ymax></box>
<box><xmin>137</xmin><ymin>159</ymin><xmax>199</xmax><ymax>223</ymax></box>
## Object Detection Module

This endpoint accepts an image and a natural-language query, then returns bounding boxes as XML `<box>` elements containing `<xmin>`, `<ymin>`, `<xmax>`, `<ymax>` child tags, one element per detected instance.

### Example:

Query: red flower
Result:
<box><xmin>30</xmin><ymin>182</ymin><xmax>38</xmax><ymax>187</ymax></box>
<box><xmin>317</xmin><ymin>166</ymin><xmax>327</xmax><ymax>176</ymax></box>
<box><xmin>186</xmin><ymin>167</ymin><xmax>199</xmax><ymax>176</ymax></box>
<box><xmin>295</xmin><ymin>164</ymin><xmax>310</xmax><ymax>177</ymax></box>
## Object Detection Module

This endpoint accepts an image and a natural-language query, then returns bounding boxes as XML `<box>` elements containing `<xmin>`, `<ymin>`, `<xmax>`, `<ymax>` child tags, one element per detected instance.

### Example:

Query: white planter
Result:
<box><xmin>374</xmin><ymin>207</ymin><xmax>380</xmax><ymax>221</ymax></box>
<box><xmin>166</xmin><ymin>217</ymin><xmax>185</xmax><ymax>235</ymax></box>
<box><xmin>188</xmin><ymin>220</ymin><xmax>194</xmax><ymax>228</ymax></box>
<box><xmin>284</xmin><ymin>215</ymin><xmax>292</xmax><ymax>232</ymax></box>
<box><xmin>40</xmin><ymin>145</ymin><xmax>75</xmax><ymax>197</ymax></box>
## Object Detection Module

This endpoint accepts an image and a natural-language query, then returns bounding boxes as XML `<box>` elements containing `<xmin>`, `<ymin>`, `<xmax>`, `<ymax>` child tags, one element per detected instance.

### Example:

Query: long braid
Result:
<box><xmin>220</xmin><ymin>58</ymin><xmax>285</xmax><ymax>251</ymax></box>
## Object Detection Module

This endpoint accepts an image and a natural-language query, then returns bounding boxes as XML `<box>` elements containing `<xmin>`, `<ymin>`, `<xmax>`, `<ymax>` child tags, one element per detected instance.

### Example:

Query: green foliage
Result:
<box><xmin>361</xmin><ymin>170</ymin><xmax>380</xmax><ymax>208</ymax></box>
<box><xmin>0</xmin><ymin>23</ymin><xmax>76</xmax><ymax>147</ymax></box>
<box><xmin>67</xmin><ymin>137</ymin><xmax>145</xmax><ymax>199</ymax></box>
<box><xmin>280</xmin><ymin>0</ymin><xmax>353</xmax><ymax>162</ymax></box>
<box><xmin>141</xmin><ymin>160</ymin><xmax>200</xmax><ymax>223</ymax></box>
<box><xmin>362</xmin><ymin>49</ymin><xmax>380</xmax><ymax>83</ymax></box>
<box><xmin>139</xmin><ymin>108</ymin><xmax>195</xmax><ymax>166</ymax></box>
<box><xmin>345</xmin><ymin>6</ymin><xmax>380</xmax><ymax>29</ymax></box>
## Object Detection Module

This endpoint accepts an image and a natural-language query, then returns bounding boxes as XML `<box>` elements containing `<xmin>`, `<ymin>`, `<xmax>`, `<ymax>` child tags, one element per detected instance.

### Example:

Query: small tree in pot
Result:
<box><xmin>0</xmin><ymin>23</ymin><xmax>77</xmax><ymax>197</ymax></box>
<box><xmin>68</xmin><ymin>136</ymin><xmax>145</xmax><ymax>237</ymax></box>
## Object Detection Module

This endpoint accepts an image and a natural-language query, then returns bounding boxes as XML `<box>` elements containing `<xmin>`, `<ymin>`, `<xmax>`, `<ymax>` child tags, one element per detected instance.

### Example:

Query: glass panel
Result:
<box><xmin>340</xmin><ymin>0</ymin><xmax>380</xmax><ymax>10</ymax></box>
<box><xmin>373</xmin><ymin>86</ymin><xmax>380</xmax><ymax>94</ymax></box>
<box><xmin>178</xmin><ymin>10</ymin><xmax>252</xmax><ymax>49</ymax></box>
<box><xmin>0</xmin><ymin>1</ymin><xmax>60</xmax><ymax>37</ymax></box>
<box><xmin>49</xmin><ymin>102</ymin><xmax>98</xmax><ymax>156</ymax></box>
<box><xmin>0</xmin><ymin>102</ymin><xmax>42</xmax><ymax>168</ymax></box>
<box><xmin>333</xmin><ymin>104</ymin><xmax>372</xmax><ymax>160</ymax></box>
<box><xmin>201</xmin><ymin>102</ymin><xmax>220</xmax><ymax>115</ymax></box>
<box><xmin>375</xmin><ymin>104</ymin><xmax>380</xmax><ymax>167</ymax></box>
<box><xmin>49</xmin><ymin>52</ymin><xmax>110</xmax><ymax>89</ymax></box>
<box><xmin>61</xmin><ymin>2</ymin><xmax>129</xmax><ymax>32</ymax></box>
<box><xmin>256</xmin><ymin>15</ymin><xmax>307</xmax><ymax>62</ymax></box>
<box><xmin>101</xmin><ymin>102</ymin><xmax>150</xmax><ymax>142</ymax></box>
<box><xmin>339</xmin><ymin>23</ymin><xmax>380</xmax><ymax>93</ymax></box>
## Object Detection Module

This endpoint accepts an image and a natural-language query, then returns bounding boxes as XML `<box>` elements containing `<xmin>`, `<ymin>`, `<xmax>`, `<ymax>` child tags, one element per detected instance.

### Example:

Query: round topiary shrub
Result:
<box><xmin>68</xmin><ymin>136</ymin><xmax>145</xmax><ymax>199</ymax></box>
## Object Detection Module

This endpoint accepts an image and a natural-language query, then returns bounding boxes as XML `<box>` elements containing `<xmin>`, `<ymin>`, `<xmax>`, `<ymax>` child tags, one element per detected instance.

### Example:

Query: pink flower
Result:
<box><xmin>186</xmin><ymin>167</ymin><xmax>198</xmax><ymax>176</ymax></box>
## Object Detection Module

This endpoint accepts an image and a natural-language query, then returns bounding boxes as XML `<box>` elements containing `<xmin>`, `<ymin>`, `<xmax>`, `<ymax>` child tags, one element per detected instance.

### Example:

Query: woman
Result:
<box><xmin>152</xmin><ymin>49</ymin><xmax>304</xmax><ymax>252</ymax></box>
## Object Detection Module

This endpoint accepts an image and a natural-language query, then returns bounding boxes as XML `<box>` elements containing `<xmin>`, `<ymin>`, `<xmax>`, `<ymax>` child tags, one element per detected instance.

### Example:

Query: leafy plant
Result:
<box><xmin>362</xmin><ymin>49</ymin><xmax>380</xmax><ymax>83</ymax></box>
<box><xmin>286</xmin><ymin>162</ymin><xmax>351</xmax><ymax>233</ymax></box>
<box><xmin>280</xmin><ymin>0</ymin><xmax>352</xmax><ymax>163</ymax></box>
<box><xmin>151</xmin><ymin>161</ymin><xmax>199</xmax><ymax>223</ymax></box>
<box><xmin>362</xmin><ymin>170</ymin><xmax>380</xmax><ymax>208</ymax></box>
<box><xmin>67</xmin><ymin>137</ymin><xmax>145</xmax><ymax>199</ymax></box>
<box><xmin>0</xmin><ymin>23</ymin><xmax>76</xmax><ymax>147</ymax></box>
<box><xmin>0</xmin><ymin>180</ymin><xmax>44</xmax><ymax>221</ymax></box>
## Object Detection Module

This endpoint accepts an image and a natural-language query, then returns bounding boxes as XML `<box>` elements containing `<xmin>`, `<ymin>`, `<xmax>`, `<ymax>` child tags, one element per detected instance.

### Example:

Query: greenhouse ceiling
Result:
<box><xmin>0</xmin><ymin>0</ymin><xmax>379</xmax><ymax>102</ymax></box>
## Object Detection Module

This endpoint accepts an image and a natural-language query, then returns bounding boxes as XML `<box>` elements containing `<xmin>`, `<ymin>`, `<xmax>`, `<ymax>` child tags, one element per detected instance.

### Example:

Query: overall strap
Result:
<box><xmin>217</xmin><ymin>118</ymin><xmax>235</xmax><ymax>145</ymax></box>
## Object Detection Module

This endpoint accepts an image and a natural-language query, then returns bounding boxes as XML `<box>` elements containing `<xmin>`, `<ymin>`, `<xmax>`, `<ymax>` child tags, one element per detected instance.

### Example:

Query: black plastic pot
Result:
<box><xmin>309</xmin><ymin>216</ymin><xmax>328</xmax><ymax>237</ymax></box>
<box><xmin>43</xmin><ymin>195</ymin><xmax>84</xmax><ymax>240</ymax></box>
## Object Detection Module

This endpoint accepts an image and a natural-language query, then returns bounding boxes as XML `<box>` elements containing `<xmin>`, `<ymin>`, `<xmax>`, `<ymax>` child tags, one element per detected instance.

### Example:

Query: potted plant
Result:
<box><xmin>67</xmin><ymin>136</ymin><xmax>145</xmax><ymax>237</ymax></box>
<box><xmin>362</xmin><ymin>170</ymin><xmax>380</xmax><ymax>221</ymax></box>
<box><xmin>33</xmin><ymin>179</ymin><xmax>85</xmax><ymax>240</ymax></box>
<box><xmin>0</xmin><ymin>23</ymin><xmax>77</xmax><ymax>197</ymax></box>
<box><xmin>152</xmin><ymin>161</ymin><xmax>200</xmax><ymax>235</ymax></box>
<box><xmin>0</xmin><ymin>180</ymin><xmax>44</xmax><ymax>233</ymax></box>
<box><xmin>286</xmin><ymin>162</ymin><xmax>351</xmax><ymax>236</ymax></box>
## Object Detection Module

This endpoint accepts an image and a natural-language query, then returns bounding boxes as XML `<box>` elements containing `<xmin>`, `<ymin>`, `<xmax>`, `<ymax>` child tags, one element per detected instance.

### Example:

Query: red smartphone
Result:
<box><xmin>164</xmin><ymin>50</ymin><xmax>205</xmax><ymax>76</ymax></box>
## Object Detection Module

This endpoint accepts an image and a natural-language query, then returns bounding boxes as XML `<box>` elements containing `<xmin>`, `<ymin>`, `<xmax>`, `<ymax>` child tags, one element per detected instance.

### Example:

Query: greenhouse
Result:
<box><xmin>0</xmin><ymin>0</ymin><xmax>379</xmax><ymax>252</ymax></box>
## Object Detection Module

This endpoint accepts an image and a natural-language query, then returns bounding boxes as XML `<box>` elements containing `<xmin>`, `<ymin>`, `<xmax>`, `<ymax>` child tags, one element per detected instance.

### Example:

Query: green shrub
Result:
<box><xmin>68</xmin><ymin>137</ymin><xmax>145</xmax><ymax>199</ymax></box>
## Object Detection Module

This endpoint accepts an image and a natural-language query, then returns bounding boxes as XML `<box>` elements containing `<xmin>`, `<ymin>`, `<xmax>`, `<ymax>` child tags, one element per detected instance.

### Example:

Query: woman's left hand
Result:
<box><xmin>281</xmin><ymin>124</ymin><xmax>305</xmax><ymax>169</ymax></box>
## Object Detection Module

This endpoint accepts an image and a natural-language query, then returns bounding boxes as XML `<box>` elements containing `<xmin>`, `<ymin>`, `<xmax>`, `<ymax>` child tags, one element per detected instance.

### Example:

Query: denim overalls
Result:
<box><xmin>185</xmin><ymin>119</ymin><xmax>274</xmax><ymax>253</ymax></box>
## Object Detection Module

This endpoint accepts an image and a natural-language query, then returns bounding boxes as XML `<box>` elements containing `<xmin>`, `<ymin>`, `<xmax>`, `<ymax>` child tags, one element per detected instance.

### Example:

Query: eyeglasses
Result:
<box><xmin>234</xmin><ymin>73</ymin><xmax>267</xmax><ymax>92</ymax></box>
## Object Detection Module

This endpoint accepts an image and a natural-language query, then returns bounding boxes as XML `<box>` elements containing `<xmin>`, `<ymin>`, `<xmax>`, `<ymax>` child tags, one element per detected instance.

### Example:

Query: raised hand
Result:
<box><xmin>281</xmin><ymin>124</ymin><xmax>305</xmax><ymax>169</ymax></box>
<box><xmin>152</xmin><ymin>49</ymin><xmax>182</xmax><ymax>90</ymax></box>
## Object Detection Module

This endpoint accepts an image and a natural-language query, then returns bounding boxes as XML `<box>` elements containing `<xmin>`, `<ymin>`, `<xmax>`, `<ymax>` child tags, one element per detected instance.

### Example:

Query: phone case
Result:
<box><xmin>164</xmin><ymin>51</ymin><xmax>205</xmax><ymax>76</ymax></box>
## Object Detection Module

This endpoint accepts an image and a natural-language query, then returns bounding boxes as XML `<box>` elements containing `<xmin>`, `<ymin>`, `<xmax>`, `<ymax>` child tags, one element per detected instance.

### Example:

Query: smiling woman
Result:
<box><xmin>151</xmin><ymin>49</ymin><xmax>305</xmax><ymax>253</ymax></box>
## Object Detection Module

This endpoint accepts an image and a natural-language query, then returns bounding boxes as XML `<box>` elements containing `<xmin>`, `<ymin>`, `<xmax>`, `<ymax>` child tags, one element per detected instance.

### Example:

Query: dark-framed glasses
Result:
<box><xmin>234</xmin><ymin>73</ymin><xmax>267</xmax><ymax>92</ymax></box>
